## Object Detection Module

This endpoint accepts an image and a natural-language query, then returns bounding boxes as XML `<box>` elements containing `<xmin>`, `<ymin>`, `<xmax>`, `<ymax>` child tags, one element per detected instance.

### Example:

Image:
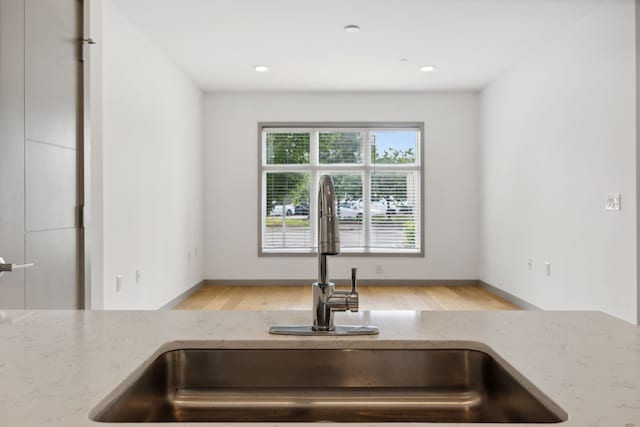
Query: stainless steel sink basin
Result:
<box><xmin>90</xmin><ymin>344</ymin><xmax>567</xmax><ymax>423</ymax></box>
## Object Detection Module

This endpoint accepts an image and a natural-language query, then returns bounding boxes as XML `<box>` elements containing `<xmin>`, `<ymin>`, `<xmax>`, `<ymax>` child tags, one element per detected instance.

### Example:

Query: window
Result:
<box><xmin>260</xmin><ymin>123</ymin><xmax>423</xmax><ymax>255</ymax></box>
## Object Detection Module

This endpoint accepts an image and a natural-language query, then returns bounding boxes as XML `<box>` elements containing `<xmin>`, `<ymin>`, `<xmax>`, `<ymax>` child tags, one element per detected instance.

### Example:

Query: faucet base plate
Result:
<box><xmin>269</xmin><ymin>325</ymin><xmax>379</xmax><ymax>336</ymax></box>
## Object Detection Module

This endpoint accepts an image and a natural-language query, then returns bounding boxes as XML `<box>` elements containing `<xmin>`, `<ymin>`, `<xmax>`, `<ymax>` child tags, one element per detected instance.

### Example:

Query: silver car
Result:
<box><xmin>270</xmin><ymin>204</ymin><xmax>295</xmax><ymax>216</ymax></box>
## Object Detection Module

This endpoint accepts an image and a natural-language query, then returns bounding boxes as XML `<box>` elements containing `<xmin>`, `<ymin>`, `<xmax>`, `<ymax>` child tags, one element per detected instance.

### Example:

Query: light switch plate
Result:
<box><xmin>605</xmin><ymin>194</ymin><xmax>621</xmax><ymax>211</ymax></box>
<box><xmin>544</xmin><ymin>262</ymin><xmax>551</xmax><ymax>277</ymax></box>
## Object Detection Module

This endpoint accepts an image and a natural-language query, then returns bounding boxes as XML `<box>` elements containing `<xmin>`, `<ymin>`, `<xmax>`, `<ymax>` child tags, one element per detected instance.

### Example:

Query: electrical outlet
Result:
<box><xmin>544</xmin><ymin>262</ymin><xmax>551</xmax><ymax>277</ymax></box>
<box><xmin>605</xmin><ymin>194</ymin><xmax>621</xmax><ymax>211</ymax></box>
<box><xmin>194</xmin><ymin>248</ymin><xmax>198</xmax><ymax>258</ymax></box>
<box><xmin>135</xmin><ymin>269</ymin><xmax>142</xmax><ymax>284</ymax></box>
<box><xmin>527</xmin><ymin>258</ymin><xmax>533</xmax><ymax>271</ymax></box>
<box><xmin>188</xmin><ymin>251</ymin><xmax>192</xmax><ymax>262</ymax></box>
<box><xmin>375</xmin><ymin>264</ymin><xmax>383</xmax><ymax>274</ymax></box>
<box><xmin>116</xmin><ymin>275</ymin><xmax>123</xmax><ymax>292</ymax></box>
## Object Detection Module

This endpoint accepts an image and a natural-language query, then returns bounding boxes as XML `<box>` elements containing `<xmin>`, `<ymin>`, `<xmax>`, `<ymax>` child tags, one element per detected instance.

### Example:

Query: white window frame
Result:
<box><xmin>258</xmin><ymin>122</ymin><xmax>424</xmax><ymax>257</ymax></box>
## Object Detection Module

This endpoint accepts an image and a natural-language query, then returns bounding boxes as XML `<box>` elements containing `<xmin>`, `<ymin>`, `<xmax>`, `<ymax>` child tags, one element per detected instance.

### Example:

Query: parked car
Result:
<box><xmin>370</xmin><ymin>197</ymin><xmax>416</xmax><ymax>215</ymax></box>
<box><xmin>294</xmin><ymin>203</ymin><xmax>309</xmax><ymax>217</ymax></box>
<box><xmin>270</xmin><ymin>203</ymin><xmax>295</xmax><ymax>216</ymax></box>
<box><xmin>395</xmin><ymin>202</ymin><xmax>414</xmax><ymax>215</ymax></box>
<box><xmin>337</xmin><ymin>202</ymin><xmax>363</xmax><ymax>219</ymax></box>
<box><xmin>337</xmin><ymin>200</ymin><xmax>391</xmax><ymax>219</ymax></box>
<box><xmin>373</xmin><ymin>196</ymin><xmax>403</xmax><ymax>215</ymax></box>
<box><xmin>370</xmin><ymin>199</ymin><xmax>390</xmax><ymax>216</ymax></box>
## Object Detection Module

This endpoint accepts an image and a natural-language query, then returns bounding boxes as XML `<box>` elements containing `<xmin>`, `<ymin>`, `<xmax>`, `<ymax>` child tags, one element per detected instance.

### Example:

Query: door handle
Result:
<box><xmin>0</xmin><ymin>257</ymin><xmax>34</xmax><ymax>277</ymax></box>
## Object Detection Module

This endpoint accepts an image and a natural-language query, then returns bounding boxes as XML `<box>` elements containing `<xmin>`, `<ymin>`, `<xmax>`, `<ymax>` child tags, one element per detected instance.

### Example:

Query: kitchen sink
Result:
<box><xmin>90</xmin><ymin>344</ymin><xmax>567</xmax><ymax>423</ymax></box>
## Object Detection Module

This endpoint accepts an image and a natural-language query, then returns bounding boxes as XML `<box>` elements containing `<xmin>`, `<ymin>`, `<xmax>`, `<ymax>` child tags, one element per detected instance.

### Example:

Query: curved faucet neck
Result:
<box><xmin>317</xmin><ymin>175</ymin><xmax>340</xmax><ymax>284</ymax></box>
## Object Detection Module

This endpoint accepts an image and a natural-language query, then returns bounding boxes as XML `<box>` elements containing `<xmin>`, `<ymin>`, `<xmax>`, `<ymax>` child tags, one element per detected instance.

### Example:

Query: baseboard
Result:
<box><xmin>204</xmin><ymin>279</ymin><xmax>479</xmax><ymax>287</ymax></box>
<box><xmin>159</xmin><ymin>280</ymin><xmax>206</xmax><ymax>310</ymax></box>
<box><xmin>478</xmin><ymin>280</ymin><xmax>540</xmax><ymax>310</ymax></box>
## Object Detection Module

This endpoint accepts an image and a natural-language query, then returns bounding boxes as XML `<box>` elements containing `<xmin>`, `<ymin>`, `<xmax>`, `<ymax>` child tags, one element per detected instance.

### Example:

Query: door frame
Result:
<box><xmin>81</xmin><ymin>0</ymin><xmax>90</xmax><ymax>309</ymax></box>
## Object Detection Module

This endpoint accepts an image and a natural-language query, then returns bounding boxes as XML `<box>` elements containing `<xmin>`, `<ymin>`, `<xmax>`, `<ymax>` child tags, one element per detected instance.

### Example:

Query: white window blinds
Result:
<box><xmin>261</xmin><ymin>125</ymin><xmax>422</xmax><ymax>255</ymax></box>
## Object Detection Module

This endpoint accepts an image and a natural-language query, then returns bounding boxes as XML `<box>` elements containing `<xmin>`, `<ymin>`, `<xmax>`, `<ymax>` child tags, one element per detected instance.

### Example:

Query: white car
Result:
<box><xmin>337</xmin><ymin>202</ymin><xmax>363</xmax><ymax>219</ymax></box>
<box><xmin>370</xmin><ymin>200</ymin><xmax>389</xmax><ymax>216</ymax></box>
<box><xmin>337</xmin><ymin>200</ymin><xmax>388</xmax><ymax>219</ymax></box>
<box><xmin>270</xmin><ymin>204</ymin><xmax>295</xmax><ymax>216</ymax></box>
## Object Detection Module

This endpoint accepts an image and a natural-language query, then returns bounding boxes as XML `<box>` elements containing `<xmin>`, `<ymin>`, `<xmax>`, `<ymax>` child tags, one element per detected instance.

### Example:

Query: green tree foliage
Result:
<box><xmin>331</xmin><ymin>175</ymin><xmax>363</xmax><ymax>202</ymax></box>
<box><xmin>265</xmin><ymin>172</ymin><xmax>310</xmax><ymax>215</ymax></box>
<box><xmin>403</xmin><ymin>219</ymin><xmax>416</xmax><ymax>248</ymax></box>
<box><xmin>371</xmin><ymin>146</ymin><xmax>415</xmax><ymax>164</ymax></box>
<box><xmin>266</xmin><ymin>132</ymin><xmax>309</xmax><ymax>165</ymax></box>
<box><xmin>319</xmin><ymin>132</ymin><xmax>362</xmax><ymax>164</ymax></box>
<box><xmin>371</xmin><ymin>173</ymin><xmax>408</xmax><ymax>201</ymax></box>
<box><xmin>265</xmin><ymin>133</ymin><xmax>310</xmax><ymax>214</ymax></box>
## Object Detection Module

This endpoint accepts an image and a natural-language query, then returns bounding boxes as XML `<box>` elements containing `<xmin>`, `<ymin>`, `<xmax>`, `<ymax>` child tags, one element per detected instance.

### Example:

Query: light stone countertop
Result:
<box><xmin>0</xmin><ymin>309</ymin><xmax>639</xmax><ymax>426</ymax></box>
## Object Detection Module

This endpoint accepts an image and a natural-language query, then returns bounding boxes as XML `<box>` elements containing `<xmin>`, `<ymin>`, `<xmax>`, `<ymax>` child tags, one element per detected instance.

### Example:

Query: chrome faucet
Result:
<box><xmin>269</xmin><ymin>175</ymin><xmax>378</xmax><ymax>336</ymax></box>
<box><xmin>314</xmin><ymin>175</ymin><xmax>357</xmax><ymax>330</ymax></box>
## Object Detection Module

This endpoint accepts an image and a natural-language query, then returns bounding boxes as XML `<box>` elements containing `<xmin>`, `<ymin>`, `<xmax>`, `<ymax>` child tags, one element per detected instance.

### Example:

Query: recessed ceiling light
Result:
<box><xmin>419</xmin><ymin>65</ymin><xmax>436</xmax><ymax>72</ymax></box>
<box><xmin>344</xmin><ymin>25</ymin><xmax>360</xmax><ymax>33</ymax></box>
<box><xmin>399</xmin><ymin>58</ymin><xmax>409</xmax><ymax>62</ymax></box>
<box><xmin>254</xmin><ymin>65</ymin><xmax>269</xmax><ymax>72</ymax></box>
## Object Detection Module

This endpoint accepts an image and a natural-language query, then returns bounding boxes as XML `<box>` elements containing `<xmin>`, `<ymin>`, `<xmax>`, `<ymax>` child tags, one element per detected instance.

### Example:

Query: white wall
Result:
<box><xmin>479</xmin><ymin>1</ymin><xmax>637</xmax><ymax>322</ymax></box>
<box><xmin>204</xmin><ymin>92</ymin><xmax>479</xmax><ymax>282</ymax></box>
<box><xmin>101</xmin><ymin>0</ymin><xmax>204</xmax><ymax>309</ymax></box>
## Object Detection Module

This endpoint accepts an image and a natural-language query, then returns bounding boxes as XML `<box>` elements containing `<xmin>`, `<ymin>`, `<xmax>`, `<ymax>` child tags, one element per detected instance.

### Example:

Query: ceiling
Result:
<box><xmin>111</xmin><ymin>0</ymin><xmax>601</xmax><ymax>92</ymax></box>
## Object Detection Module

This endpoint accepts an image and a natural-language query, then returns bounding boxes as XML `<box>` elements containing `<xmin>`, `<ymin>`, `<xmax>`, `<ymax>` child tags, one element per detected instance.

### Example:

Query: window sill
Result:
<box><xmin>260</xmin><ymin>248</ymin><xmax>424</xmax><ymax>257</ymax></box>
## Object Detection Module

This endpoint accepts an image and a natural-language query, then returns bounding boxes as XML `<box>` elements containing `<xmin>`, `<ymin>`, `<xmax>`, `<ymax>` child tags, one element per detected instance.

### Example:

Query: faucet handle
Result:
<box><xmin>351</xmin><ymin>267</ymin><xmax>358</xmax><ymax>293</ymax></box>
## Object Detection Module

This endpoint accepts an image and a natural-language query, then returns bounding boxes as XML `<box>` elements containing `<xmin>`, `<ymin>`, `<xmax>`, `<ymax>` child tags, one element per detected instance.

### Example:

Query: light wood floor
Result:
<box><xmin>176</xmin><ymin>285</ymin><xmax>519</xmax><ymax>311</ymax></box>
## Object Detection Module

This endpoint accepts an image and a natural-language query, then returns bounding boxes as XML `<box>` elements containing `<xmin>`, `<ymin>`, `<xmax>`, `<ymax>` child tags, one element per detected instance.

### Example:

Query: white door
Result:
<box><xmin>0</xmin><ymin>0</ymin><xmax>83</xmax><ymax>309</ymax></box>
